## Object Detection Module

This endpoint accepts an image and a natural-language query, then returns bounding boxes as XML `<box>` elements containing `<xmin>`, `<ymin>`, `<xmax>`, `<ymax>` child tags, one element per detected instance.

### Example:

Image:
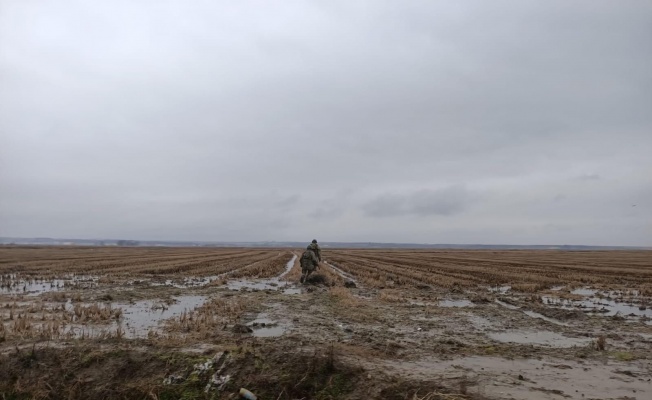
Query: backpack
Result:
<box><xmin>301</xmin><ymin>249</ymin><xmax>315</xmax><ymax>260</ymax></box>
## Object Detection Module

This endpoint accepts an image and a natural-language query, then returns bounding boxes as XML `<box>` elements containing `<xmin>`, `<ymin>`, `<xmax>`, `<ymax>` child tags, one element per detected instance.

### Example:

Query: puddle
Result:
<box><xmin>227</xmin><ymin>280</ymin><xmax>297</xmax><ymax>292</ymax></box>
<box><xmin>150</xmin><ymin>277</ymin><xmax>216</xmax><ymax>289</ymax></box>
<box><xmin>542</xmin><ymin>296</ymin><xmax>572</xmax><ymax>306</ymax></box>
<box><xmin>495</xmin><ymin>300</ymin><xmax>520</xmax><ymax>310</ymax></box>
<box><xmin>0</xmin><ymin>275</ymin><xmax>99</xmax><ymax>296</ymax></box>
<box><xmin>276</xmin><ymin>255</ymin><xmax>297</xmax><ymax>279</ymax></box>
<box><xmin>0</xmin><ymin>279</ymin><xmax>66</xmax><ymax>296</ymax></box>
<box><xmin>583</xmin><ymin>299</ymin><xmax>652</xmax><ymax>318</ymax></box>
<box><xmin>439</xmin><ymin>299</ymin><xmax>474</xmax><ymax>308</ymax></box>
<box><xmin>118</xmin><ymin>295</ymin><xmax>207</xmax><ymax>338</ymax></box>
<box><xmin>29</xmin><ymin>295</ymin><xmax>209</xmax><ymax>339</ymax></box>
<box><xmin>247</xmin><ymin>313</ymin><xmax>289</xmax><ymax>337</ymax></box>
<box><xmin>550</xmin><ymin>285</ymin><xmax>565</xmax><ymax>291</ymax></box>
<box><xmin>571</xmin><ymin>287</ymin><xmax>598</xmax><ymax>296</ymax></box>
<box><xmin>467</xmin><ymin>315</ymin><xmax>495</xmax><ymax>330</ymax></box>
<box><xmin>488</xmin><ymin>285</ymin><xmax>511</xmax><ymax>294</ymax></box>
<box><xmin>543</xmin><ymin>295</ymin><xmax>652</xmax><ymax>318</ymax></box>
<box><xmin>380</xmin><ymin>356</ymin><xmax>650</xmax><ymax>400</ymax></box>
<box><xmin>226</xmin><ymin>256</ymin><xmax>300</xmax><ymax>293</ymax></box>
<box><xmin>150</xmin><ymin>279</ymin><xmax>188</xmax><ymax>289</ymax></box>
<box><xmin>488</xmin><ymin>330</ymin><xmax>591</xmax><ymax>347</ymax></box>
<box><xmin>408</xmin><ymin>300</ymin><xmax>436</xmax><ymax>307</ymax></box>
<box><xmin>522</xmin><ymin>310</ymin><xmax>568</xmax><ymax>326</ymax></box>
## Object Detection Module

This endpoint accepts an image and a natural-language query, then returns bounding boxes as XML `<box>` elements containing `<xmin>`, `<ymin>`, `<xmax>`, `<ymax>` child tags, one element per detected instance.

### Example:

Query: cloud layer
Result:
<box><xmin>1</xmin><ymin>1</ymin><xmax>650</xmax><ymax>245</ymax></box>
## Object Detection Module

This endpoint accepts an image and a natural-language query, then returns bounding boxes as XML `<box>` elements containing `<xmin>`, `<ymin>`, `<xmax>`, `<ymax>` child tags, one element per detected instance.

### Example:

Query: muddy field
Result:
<box><xmin>1</xmin><ymin>246</ymin><xmax>651</xmax><ymax>399</ymax></box>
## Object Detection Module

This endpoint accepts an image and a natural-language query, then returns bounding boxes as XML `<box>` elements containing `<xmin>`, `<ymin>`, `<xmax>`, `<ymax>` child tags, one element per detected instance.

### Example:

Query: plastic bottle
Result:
<box><xmin>239</xmin><ymin>388</ymin><xmax>257</xmax><ymax>400</ymax></box>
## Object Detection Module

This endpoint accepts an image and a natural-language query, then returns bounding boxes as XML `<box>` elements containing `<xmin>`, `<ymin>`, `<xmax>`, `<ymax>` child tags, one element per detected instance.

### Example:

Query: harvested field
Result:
<box><xmin>1</xmin><ymin>246</ymin><xmax>651</xmax><ymax>399</ymax></box>
<box><xmin>326</xmin><ymin>249</ymin><xmax>652</xmax><ymax>291</ymax></box>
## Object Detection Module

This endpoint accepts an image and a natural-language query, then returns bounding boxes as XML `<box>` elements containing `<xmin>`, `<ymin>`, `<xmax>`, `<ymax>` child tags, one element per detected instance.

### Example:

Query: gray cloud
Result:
<box><xmin>309</xmin><ymin>206</ymin><xmax>345</xmax><ymax>220</ymax></box>
<box><xmin>363</xmin><ymin>195</ymin><xmax>405</xmax><ymax>218</ymax></box>
<box><xmin>410</xmin><ymin>187</ymin><xmax>475</xmax><ymax>216</ymax></box>
<box><xmin>363</xmin><ymin>186</ymin><xmax>475</xmax><ymax>217</ymax></box>
<box><xmin>0</xmin><ymin>1</ymin><xmax>650</xmax><ymax>245</ymax></box>
<box><xmin>575</xmin><ymin>174</ymin><xmax>602</xmax><ymax>181</ymax></box>
<box><xmin>275</xmin><ymin>194</ymin><xmax>301</xmax><ymax>209</ymax></box>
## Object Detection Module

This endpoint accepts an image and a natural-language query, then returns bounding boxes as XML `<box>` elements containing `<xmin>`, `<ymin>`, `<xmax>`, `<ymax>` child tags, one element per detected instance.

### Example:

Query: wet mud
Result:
<box><xmin>2</xmin><ymin>248</ymin><xmax>651</xmax><ymax>399</ymax></box>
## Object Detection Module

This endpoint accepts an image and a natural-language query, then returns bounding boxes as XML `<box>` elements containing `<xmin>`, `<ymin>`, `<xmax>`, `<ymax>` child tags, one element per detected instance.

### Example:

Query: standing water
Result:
<box><xmin>226</xmin><ymin>255</ymin><xmax>299</xmax><ymax>292</ymax></box>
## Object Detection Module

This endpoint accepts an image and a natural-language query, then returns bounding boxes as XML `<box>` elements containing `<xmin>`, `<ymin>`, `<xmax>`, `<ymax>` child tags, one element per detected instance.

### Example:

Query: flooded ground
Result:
<box><xmin>439</xmin><ymin>299</ymin><xmax>475</xmax><ymax>308</ymax></box>
<box><xmin>541</xmin><ymin>286</ymin><xmax>652</xmax><ymax>320</ymax></box>
<box><xmin>487</xmin><ymin>330</ymin><xmax>591</xmax><ymax>347</ymax></box>
<box><xmin>2</xmin><ymin>248</ymin><xmax>651</xmax><ymax>399</ymax></box>
<box><xmin>374</xmin><ymin>355</ymin><xmax>651</xmax><ymax>400</ymax></box>
<box><xmin>0</xmin><ymin>274</ymin><xmax>99</xmax><ymax>296</ymax></box>
<box><xmin>118</xmin><ymin>295</ymin><xmax>207</xmax><ymax>338</ymax></box>
<box><xmin>226</xmin><ymin>255</ymin><xmax>298</xmax><ymax>292</ymax></box>
<box><xmin>522</xmin><ymin>310</ymin><xmax>568</xmax><ymax>326</ymax></box>
<box><xmin>247</xmin><ymin>313</ymin><xmax>291</xmax><ymax>337</ymax></box>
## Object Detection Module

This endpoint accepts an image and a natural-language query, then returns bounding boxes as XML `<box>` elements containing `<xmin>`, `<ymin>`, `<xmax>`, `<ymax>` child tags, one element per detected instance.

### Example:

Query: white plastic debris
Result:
<box><xmin>203</xmin><ymin>351</ymin><xmax>232</xmax><ymax>392</ymax></box>
<box><xmin>163</xmin><ymin>374</ymin><xmax>184</xmax><ymax>385</ymax></box>
<box><xmin>239</xmin><ymin>388</ymin><xmax>257</xmax><ymax>400</ymax></box>
<box><xmin>193</xmin><ymin>359</ymin><xmax>214</xmax><ymax>373</ymax></box>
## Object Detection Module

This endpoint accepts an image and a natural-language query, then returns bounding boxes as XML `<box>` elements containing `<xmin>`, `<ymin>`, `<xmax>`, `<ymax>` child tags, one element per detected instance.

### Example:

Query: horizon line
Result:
<box><xmin>1</xmin><ymin>236</ymin><xmax>649</xmax><ymax>249</ymax></box>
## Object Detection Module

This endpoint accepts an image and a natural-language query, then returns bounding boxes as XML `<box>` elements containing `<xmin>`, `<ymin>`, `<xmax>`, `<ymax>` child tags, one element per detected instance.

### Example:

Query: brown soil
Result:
<box><xmin>1</xmin><ymin>247</ymin><xmax>651</xmax><ymax>399</ymax></box>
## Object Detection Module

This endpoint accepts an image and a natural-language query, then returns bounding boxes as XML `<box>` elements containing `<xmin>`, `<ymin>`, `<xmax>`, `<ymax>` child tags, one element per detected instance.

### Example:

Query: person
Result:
<box><xmin>307</xmin><ymin>239</ymin><xmax>322</xmax><ymax>262</ymax></box>
<box><xmin>300</xmin><ymin>240</ymin><xmax>321</xmax><ymax>284</ymax></box>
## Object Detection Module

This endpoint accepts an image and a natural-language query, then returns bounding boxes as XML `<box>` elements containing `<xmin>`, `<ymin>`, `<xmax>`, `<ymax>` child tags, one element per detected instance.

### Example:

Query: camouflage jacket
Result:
<box><xmin>308</xmin><ymin>243</ymin><xmax>322</xmax><ymax>261</ymax></box>
<box><xmin>301</xmin><ymin>249</ymin><xmax>319</xmax><ymax>267</ymax></box>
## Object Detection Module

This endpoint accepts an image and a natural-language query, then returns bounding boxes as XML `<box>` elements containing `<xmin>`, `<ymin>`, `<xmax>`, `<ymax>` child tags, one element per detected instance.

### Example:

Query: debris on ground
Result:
<box><xmin>239</xmin><ymin>387</ymin><xmax>257</xmax><ymax>399</ymax></box>
<box><xmin>232</xmin><ymin>324</ymin><xmax>253</xmax><ymax>333</ymax></box>
<box><xmin>205</xmin><ymin>351</ymin><xmax>232</xmax><ymax>392</ymax></box>
<box><xmin>163</xmin><ymin>374</ymin><xmax>184</xmax><ymax>385</ymax></box>
<box><xmin>305</xmin><ymin>273</ymin><xmax>329</xmax><ymax>285</ymax></box>
<box><xmin>163</xmin><ymin>350</ymin><xmax>233</xmax><ymax>393</ymax></box>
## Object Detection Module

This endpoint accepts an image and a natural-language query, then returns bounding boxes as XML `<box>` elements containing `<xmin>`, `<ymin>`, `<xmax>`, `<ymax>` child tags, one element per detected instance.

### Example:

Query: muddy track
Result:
<box><xmin>324</xmin><ymin>261</ymin><xmax>360</xmax><ymax>286</ymax></box>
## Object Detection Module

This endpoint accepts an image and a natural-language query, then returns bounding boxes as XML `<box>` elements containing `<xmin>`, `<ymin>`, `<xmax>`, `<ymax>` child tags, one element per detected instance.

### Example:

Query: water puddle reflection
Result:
<box><xmin>488</xmin><ymin>285</ymin><xmax>511</xmax><ymax>294</ymax></box>
<box><xmin>439</xmin><ymin>299</ymin><xmax>474</xmax><ymax>308</ymax></box>
<box><xmin>543</xmin><ymin>295</ymin><xmax>652</xmax><ymax>318</ymax></box>
<box><xmin>488</xmin><ymin>330</ymin><xmax>591</xmax><ymax>347</ymax></box>
<box><xmin>495</xmin><ymin>300</ymin><xmax>519</xmax><ymax>310</ymax></box>
<box><xmin>571</xmin><ymin>287</ymin><xmax>598</xmax><ymax>296</ymax></box>
<box><xmin>225</xmin><ymin>256</ymin><xmax>300</xmax><ymax>294</ymax></box>
<box><xmin>522</xmin><ymin>310</ymin><xmax>569</xmax><ymax>326</ymax></box>
<box><xmin>0</xmin><ymin>274</ymin><xmax>99</xmax><ymax>296</ymax></box>
<box><xmin>118</xmin><ymin>295</ymin><xmax>207</xmax><ymax>338</ymax></box>
<box><xmin>247</xmin><ymin>313</ymin><xmax>290</xmax><ymax>337</ymax></box>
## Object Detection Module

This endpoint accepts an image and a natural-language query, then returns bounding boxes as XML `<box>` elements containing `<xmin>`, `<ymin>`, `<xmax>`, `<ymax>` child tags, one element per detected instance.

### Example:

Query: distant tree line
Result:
<box><xmin>116</xmin><ymin>240</ymin><xmax>140</xmax><ymax>246</ymax></box>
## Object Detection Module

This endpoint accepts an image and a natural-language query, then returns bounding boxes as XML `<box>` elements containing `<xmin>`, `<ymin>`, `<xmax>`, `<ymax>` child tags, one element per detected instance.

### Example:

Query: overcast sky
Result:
<box><xmin>1</xmin><ymin>1</ymin><xmax>650</xmax><ymax>246</ymax></box>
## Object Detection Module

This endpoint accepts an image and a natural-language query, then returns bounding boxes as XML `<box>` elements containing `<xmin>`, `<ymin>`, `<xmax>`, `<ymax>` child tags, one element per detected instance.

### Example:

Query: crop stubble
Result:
<box><xmin>1</xmin><ymin>247</ymin><xmax>651</xmax><ymax>399</ymax></box>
